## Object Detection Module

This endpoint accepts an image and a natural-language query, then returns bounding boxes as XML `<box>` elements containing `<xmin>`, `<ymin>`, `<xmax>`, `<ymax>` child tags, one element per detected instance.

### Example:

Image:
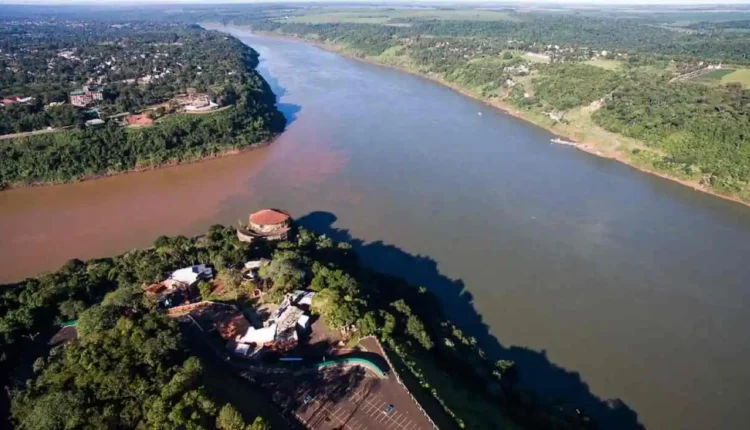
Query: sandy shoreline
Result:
<box><xmin>245</xmin><ymin>29</ymin><xmax>750</xmax><ymax>209</ymax></box>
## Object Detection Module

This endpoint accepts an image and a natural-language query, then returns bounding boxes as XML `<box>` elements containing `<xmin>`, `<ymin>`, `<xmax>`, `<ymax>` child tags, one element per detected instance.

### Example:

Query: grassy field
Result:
<box><xmin>720</xmin><ymin>68</ymin><xmax>750</xmax><ymax>88</ymax></box>
<box><xmin>688</xmin><ymin>68</ymin><xmax>750</xmax><ymax>87</ymax></box>
<box><xmin>585</xmin><ymin>59</ymin><xmax>624</xmax><ymax>71</ymax></box>
<box><xmin>285</xmin><ymin>8</ymin><xmax>520</xmax><ymax>24</ymax></box>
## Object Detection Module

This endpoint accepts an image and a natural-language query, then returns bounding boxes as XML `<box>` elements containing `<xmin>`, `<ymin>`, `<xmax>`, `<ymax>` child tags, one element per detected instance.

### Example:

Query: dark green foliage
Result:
<box><xmin>593</xmin><ymin>81</ymin><xmax>750</xmax><ymax>191</ymax></box>
<box><xmin>534</xmin><ymin>64</ymin><xmax>621</xmax><ymax>110</ymax></box>
<box><xmin>0</xmin><ymin>23</ymin><xmax>284</xmax><ymax>187</ymax></box>
<box><xmin>1</xmin><ymin>225</ymin><xmax>274</xmax><ymax>429</ymax></box>
<box><xmin>248</xmin><ymin>12</ymin><xmax>750</xmax><ymax>63</ymax></box>
<box><xmin>0</xmin><ymin>103</ymin><xmax>84</xmax><ymax>135</ymax></box>
<box><xmin>11</xmin><ymin>306</ymin><xmax>217</xmax><ymax>429</ymax></box>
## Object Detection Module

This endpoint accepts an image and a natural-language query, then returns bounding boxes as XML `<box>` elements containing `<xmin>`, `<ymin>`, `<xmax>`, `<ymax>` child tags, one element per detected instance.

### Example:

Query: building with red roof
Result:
<box><xmin>237</xmin><ymin>209</ymin><xmax>292</xmax><ymax>243</ymax></box>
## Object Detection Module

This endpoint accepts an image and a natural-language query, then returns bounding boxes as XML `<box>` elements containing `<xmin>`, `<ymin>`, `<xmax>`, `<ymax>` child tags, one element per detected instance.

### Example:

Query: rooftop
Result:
<box><xmin>249</xmin><ymin>208</ymin><xmax>291</xmax><ymax>226</ymax></box>
<box><xmin>49</xmin><ymin>326</ymin><xmax>78</xmax><ymax>347</ymax></box>
<box><xmin>215</xmin><ymin>312</ymin><xmax>252</xmax><ymax>342</ymax></box>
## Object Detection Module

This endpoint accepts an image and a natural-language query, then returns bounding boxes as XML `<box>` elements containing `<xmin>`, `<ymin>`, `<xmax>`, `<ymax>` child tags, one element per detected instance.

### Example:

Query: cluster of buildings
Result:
<box><xmin>155</xmin><ymin>272</ymin><xmax>317</xmax><ymax>360</ymax></box>
<box><xmin>69</xmin><ymin>85</ymin><xmax>104</xmax><ymax>107</ymax></box>
<box><xmin>173</xmin><ymin>89</ymin><xmax>218</xmax><ymax>112</ymax></box>
<box><xmin>149</xmin><ymin>208</ymin><xmax>315</xmax><ymax>359</ymax></box>
<box><xmin>218</xmin><ymin>290</ymin><xmax>315</xmax><ymax>359</ymax></box>
<box><xmin>52</xmin><ymin>208</ymin><xmax>306</xmax><ymax>361</ymax></box>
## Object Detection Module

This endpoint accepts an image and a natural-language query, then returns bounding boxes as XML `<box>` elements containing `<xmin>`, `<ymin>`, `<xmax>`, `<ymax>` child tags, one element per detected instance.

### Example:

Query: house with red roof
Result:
<box><xmin>237</xmin><ymin>209</ymin><xmax>292</xmax><ymax>243</ymax></box>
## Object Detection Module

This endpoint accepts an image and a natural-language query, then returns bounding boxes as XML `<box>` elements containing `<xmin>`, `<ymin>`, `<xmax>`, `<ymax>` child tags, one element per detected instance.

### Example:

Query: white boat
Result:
<box><xmin>550</xmin><ymin>137</ymin><xmax>577</xmax><ymax>146</ymax></box>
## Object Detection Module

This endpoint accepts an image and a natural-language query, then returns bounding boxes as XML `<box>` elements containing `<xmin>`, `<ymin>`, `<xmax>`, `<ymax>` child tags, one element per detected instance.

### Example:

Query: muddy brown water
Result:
<box><xmin>2</xmin><ymin>28</ymin><xmax>750</xmax><ymax>429</ymax></box>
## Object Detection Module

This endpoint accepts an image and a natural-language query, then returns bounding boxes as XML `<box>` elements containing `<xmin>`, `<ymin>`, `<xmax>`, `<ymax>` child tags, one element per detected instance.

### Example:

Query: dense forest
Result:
<box><xmin>0</xmin><ymin>22</ymin><xmax>285</xmax><ymax>188</ymax></box>
<box><xmin>242</xmin><ymin>14</ymin><xmax>750</xmax><ymax>63</ymax></box>
<box><xmin>1</xmin><ymin>224</ymin><xmax>596</xmax><ymax>430</ymax></box>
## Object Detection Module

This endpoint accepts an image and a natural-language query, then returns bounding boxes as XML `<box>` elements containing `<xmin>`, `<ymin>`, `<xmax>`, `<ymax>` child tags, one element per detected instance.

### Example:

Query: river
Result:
<box><xmin>2</xmin><ymin>28</ymin><xmax>750</xmax><ymax>429</ymax></box>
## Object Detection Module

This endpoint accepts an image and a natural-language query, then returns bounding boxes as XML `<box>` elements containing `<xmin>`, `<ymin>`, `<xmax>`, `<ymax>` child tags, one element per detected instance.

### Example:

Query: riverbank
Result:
<box><xmin>0</xmin><ymin>139</ymin><xmax>274</xmax><ymax>192</ymax></box>
<box><xmin>246</xmin><ymin>28</ymin><xmax>750</xmax><ymax>209</ymax></box>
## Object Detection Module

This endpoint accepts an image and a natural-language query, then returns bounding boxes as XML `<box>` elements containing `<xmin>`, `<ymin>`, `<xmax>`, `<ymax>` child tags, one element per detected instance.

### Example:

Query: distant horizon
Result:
<box><xmin>2</xmin><ymin>0</ymin><xmax>750</xmax><ymax>6</ymax></box>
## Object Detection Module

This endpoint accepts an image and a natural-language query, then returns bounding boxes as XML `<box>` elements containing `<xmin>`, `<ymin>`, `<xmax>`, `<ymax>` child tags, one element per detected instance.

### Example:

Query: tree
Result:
<box><xmin>217</xmin><ymin>404</ymin><xmax>246</xmax><ymax>430</ymax></box>
<box><xmin>406</xmin><ymin>315</ymin><xmax>434</xmax><ymax>350</ymax></box>
<box><xmin>390</xmin><ymin>299</ymin><xmax>412</xmax><ymax>316</ymax></box>
<box><xmin>198</xmin><ymin>280</ymin><xmax>213</xmax><ymax>301</ymax></box>
<box><xmin>58</xmin><ymin>299</ymin><xmax>86</xmax><ymax>320</ymax></box>
<box><xmin>75</xmin><ymin>304</ymin><xmax>119</xmax><ymax>340</ymax></box>
<box><xmin>356</xmin><ymin>311</ymin><xmax>378</xmax><ymax>336</ymax></box>
<box><xmin>379</xmin><ymin>310</ymin><xmax>397</xmax><ymax>338</ymax></box>
<box><xmin>259</xmin><ymin>258</ymin><xmax>304</xmax><ymax>296</ymax></box>
<box><xmin>248</xmin><ymin>416</ymin><xmax>272</xmax><ymax>430</ymax></box>
<box><xmin>310</xmin><ymin>288</ymin><xmax>361</xmax><ymax>329</ymax></box>
<box><xmin>217</xmin><ymin>269</ymin><xmax>244</xmax><ymax>296</ymax></box>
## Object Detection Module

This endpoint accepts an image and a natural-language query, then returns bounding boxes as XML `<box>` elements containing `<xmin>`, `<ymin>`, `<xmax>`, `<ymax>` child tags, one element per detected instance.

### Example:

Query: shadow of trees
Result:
<box><xmin>277</xmin><ymin>103</ymin><xmax>301</xmax><ymax>126</ymax></box>
<box><xmin>297</xmin><ymin>211</ymin><xmax>645</xmax><ymax>430</ymax></box>
<box><xmin>257</xmin><ymin>64</ymin><xmax>301</xmax><ymax>128</ymax></box>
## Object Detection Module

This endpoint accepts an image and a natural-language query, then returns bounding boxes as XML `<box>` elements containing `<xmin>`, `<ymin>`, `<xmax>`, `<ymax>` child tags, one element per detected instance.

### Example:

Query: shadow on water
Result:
<box><xmin>278</xmin><ymin>103</ymin><xmax>301</xmax><ymax>126</ymax></box>
<box><xmin>297</xmin><ymin>211</ymin><xmax>645</xmax><ymax>430</ymax></box>
<box><xmin>258</xmin><ymin>66</ymin><xmax>301</xmax><ymax>127</ymax></box>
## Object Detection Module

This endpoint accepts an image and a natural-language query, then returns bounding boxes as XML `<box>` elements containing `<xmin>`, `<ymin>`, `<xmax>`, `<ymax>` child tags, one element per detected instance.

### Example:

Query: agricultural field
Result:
<box><xmin>284</xmin><ymin>8</ymin><xmax>520</xmax><ymax>24</ymax></box>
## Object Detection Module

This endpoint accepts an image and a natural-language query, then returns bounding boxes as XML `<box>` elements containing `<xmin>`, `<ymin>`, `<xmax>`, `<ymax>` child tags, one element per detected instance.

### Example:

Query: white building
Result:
<box><xmin>237</xmin><ymin>324</ymin><xmax>277</xmax><ymax>345</ymax></box>
<box><xmin>167</xmin><ymin>264</ymin><xmax>213</xmax><ymax>286</ymax></box>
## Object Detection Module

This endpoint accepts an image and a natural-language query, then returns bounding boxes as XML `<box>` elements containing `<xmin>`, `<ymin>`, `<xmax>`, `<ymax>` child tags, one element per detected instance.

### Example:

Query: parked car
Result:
<box><xmin>384</xmin><ymin>404</ymin><xmax>394</xmax><ymax>414</ymax></box>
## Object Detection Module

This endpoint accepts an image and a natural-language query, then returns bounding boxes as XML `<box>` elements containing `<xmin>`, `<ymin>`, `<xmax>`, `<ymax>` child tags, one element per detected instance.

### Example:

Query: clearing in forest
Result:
<box><xmin>720</xmin><ymin>69</ymin><xmax>750</xmax><ymax>88</ymax></box>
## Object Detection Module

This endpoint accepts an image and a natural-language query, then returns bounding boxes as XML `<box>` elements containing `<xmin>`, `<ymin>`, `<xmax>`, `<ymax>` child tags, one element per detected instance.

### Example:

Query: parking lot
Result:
<box><xmin>254</xmin><ymin>363</ymin><xmax>434</xmax><ymax>430</ymax></box>
<box><xmin>295</xmin><ymin>378</ymin><xmax>428</xmax><ymax>430</ymax></box>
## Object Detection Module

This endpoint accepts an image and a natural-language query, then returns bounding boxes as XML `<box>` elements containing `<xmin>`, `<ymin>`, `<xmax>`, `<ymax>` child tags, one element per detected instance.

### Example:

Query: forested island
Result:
<box><xmin>196</xmin><ymin>4</ymin><xmax>750</xmax><ymax>204</ymax></box>
<box><xmin>0</xmin><ymin>21</ymin><xmax>284</xmax><ymax>188</ymax></box>
<box><xmin>1</xmin><ymin>217</ymin><xmax>601</xmax><ymax>430</ymax></box>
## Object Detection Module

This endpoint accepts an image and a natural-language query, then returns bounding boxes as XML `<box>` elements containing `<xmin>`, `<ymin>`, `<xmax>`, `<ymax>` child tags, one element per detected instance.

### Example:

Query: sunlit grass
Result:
<box><xmin>584</xmin><ymin>59</ymin><xmax>623</xmax><ymax>71</ymax></box>
<box><xmin>721</xmin><ymin>68</ymin><xmax>750</xmax><ymax>88</ymax></box>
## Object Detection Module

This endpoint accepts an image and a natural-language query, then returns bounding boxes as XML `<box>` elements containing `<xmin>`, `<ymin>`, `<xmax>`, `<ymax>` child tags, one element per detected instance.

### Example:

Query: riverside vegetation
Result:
<box><xmin>215</xmin><ymin>5</ymin><xmax>750</xmax><ymax>202</ymax></box>
<box><xmin>0</xmin><ymin>21</ymin><xmax>285</xmax><ymax>188</ymax></box>
<box><xmin>1</xmin><ymin>223</ymin><xmax>596</xmax><ymax>430</ymax></box>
